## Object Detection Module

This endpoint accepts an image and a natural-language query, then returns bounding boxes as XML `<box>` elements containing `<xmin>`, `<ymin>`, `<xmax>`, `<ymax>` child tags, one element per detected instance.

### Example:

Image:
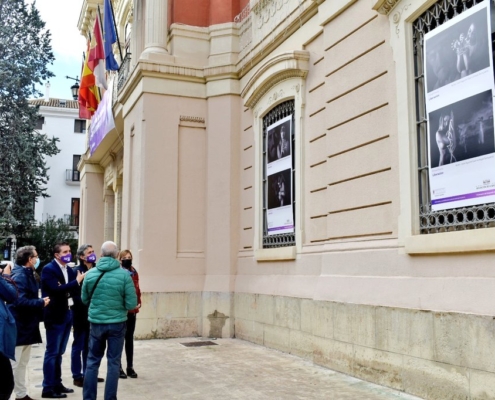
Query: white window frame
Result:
<box><xmin>242</xmin><ymin>51</ymin><xmax>310</xmax><ymax>260</ymax></box>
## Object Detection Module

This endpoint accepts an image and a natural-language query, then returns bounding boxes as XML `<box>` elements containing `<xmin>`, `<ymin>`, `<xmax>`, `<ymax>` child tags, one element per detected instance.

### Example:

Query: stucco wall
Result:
<box><xmin>35</xmin><ymin>106</ymin><xmax>86</xmax><ymax>222</ymax></box>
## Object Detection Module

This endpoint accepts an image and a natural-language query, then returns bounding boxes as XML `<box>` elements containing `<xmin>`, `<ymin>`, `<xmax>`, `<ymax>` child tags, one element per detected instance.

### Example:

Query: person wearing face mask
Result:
<box><xmin>71</xmin><ymin>245</ymin><xmax>104</xmax><ymax>388</ymax></box>
<box><xmin>9</xmin><ymin>246</ymin><xmax>50</xmax><ymax>400</ymax></box>
<box><xmin>41</xmin><ymin>242</ymin><xmax>85</xmax><ymax>399</ymax></box>
<box><xmin>118</xmin><ymin>250</ymin><xmax>141</xmax><ymax>379</ymax></box>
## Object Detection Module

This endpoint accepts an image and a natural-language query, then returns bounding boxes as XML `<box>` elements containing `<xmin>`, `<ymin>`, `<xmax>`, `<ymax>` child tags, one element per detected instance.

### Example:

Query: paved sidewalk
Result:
<box><xmin>18</xmin><ymin>336</ymin><xmax>422</xmax><ymax>400</ymax></box>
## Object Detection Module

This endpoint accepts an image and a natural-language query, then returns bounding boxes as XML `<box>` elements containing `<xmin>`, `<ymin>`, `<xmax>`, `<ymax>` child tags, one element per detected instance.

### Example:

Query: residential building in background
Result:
<box><xmin>77</xmin><ymin>1</ymin><xmax>495</xmax><ymax>398</ymax></box>
<box><xmin>30</xmin><ymin>96</ymin><xmax>86</xmax><ymax>228</ymax></box>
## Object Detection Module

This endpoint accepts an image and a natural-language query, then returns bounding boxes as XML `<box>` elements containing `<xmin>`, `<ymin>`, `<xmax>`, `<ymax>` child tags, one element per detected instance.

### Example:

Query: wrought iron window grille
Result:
<box><xmin>262</xmin><ymin>100</ymin><xmax>296</xmax><ymax>248</ymax></box>
<box><xmin>414</xmin><ymin>0</ymin><xmax>495</xmax><ymax>233</ymax></box>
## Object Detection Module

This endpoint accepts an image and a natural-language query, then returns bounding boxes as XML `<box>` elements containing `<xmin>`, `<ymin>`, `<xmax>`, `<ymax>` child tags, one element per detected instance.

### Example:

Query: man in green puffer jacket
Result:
<box><xmin>81</xmin><ymin>241</ymin><xmax>137</xmax><ymax>400</ymax></box>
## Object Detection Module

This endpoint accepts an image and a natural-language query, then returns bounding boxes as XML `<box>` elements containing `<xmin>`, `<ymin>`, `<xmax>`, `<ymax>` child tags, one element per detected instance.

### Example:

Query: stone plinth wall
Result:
<box><xmin>135</xmin><ymin>291</ymin><xmax>235</xmax><ymax>339</ymax></box>
<box><xmin>234</xmin><ymin>293</ymin><xmax>495</xmax><ymax>400</ymax></box>
<box><xmin>134</xmin><ymin>291</ymin><xmax>495</xmax><ymax>398</ymax></box>
<box><xmin>135</xmin><ymin>292</ymin><xmax>203</xmax><ymax>339</ymax></box>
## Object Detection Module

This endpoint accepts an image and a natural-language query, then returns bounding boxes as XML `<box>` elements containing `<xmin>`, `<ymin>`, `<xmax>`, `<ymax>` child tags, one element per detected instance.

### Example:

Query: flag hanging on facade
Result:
<box><xmin>103</xmin><ymin>0</ymin><xmax>119</xmax><ymax>71</ymax></box>
<box><xmin>79</xmin><ymin>40</ymin><xmax>101</xmax><ymax>118</ymax></box>
<box><xmin>89</xmin><ymin>13</ymin><xmax>107</xmax><ymax>90</ymax></box>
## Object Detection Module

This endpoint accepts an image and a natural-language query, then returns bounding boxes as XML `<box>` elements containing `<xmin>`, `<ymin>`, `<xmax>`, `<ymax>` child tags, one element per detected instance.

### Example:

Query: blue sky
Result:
<box><xmin>34</xmin><ymin>0</ymin><xmax>86</xmax><ymax>100</ymax></box>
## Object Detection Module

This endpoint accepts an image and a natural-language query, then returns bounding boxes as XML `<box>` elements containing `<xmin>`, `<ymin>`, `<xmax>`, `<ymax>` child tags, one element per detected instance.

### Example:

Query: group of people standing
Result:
<box><xmin>0</xmin><ymin>240</ymin><xmax>140</xmax><ymax>400</ymax></box>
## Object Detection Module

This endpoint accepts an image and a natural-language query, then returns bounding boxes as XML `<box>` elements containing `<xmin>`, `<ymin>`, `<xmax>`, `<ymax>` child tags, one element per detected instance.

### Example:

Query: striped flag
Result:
<box><xmin>79</xmin><ymin>40</ymin><xmax>101</xmax><ymax>118</ymax></box>
<box><xmin>89</xmin><ymin>13</ymin><xmax>107</xmax><ymax>90</ymax></box>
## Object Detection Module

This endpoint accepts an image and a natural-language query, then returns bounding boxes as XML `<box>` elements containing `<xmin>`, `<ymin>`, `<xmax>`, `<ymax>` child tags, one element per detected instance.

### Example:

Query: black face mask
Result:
<box><xmin>121</xmin><ymin>259</ymin><xmax>133</xmax><ymax>269</ymax></box>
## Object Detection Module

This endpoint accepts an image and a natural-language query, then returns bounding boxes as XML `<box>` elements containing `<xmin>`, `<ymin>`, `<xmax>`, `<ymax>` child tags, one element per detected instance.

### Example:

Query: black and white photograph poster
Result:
<box><xmin>266</xmin><ymin>115</ymin><xmax>294</xmax><ymax>235</ymax></box>
<box><xmin>424</xmin><ymin>0</ymin><xmax>495</xmax><ymax>211</ymax></box>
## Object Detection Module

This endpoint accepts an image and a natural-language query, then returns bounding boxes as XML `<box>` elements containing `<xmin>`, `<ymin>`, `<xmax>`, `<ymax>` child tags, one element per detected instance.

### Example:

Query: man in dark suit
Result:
<box><xmin>41</xmin><ymin>242</ymin><xmax>85</xmax><ymax>399</ymax></box>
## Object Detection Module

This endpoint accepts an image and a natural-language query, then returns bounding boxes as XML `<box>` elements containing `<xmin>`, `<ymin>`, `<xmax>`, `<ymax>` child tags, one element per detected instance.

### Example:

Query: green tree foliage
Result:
<box><xmin>25</xmin><ymin>216</ymin><xmax>77</xmax><ymax>267</ymax></box>
<box><xmin>0</xmin><ymin>0</ymin><xmax>59</xmax><ymax>238</ymax></box>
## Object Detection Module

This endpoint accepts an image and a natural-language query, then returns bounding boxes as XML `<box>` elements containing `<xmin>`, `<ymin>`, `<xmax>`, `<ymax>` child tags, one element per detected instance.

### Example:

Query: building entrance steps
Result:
<box><xmin>24</xmin><ymin>335</ymin><xmax>422</xmax><ymax>399</ymax></box>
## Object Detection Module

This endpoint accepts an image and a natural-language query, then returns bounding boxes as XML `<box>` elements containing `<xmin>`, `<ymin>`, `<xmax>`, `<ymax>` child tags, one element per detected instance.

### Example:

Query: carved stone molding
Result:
<box><xmin>252</xmin><ymin>0</ymin><xmax>290</xmax><ymax>29</ymax></box>
<box><xmin>242</xmin><ymin>50</ymin><xmax>310</xmax><ymax>108</ymax></box>
<box><xmin>268</xmin><ymin>89</ymin><xmax>285</xmax><ymax>105</ymax></box>
<box><xmin>393</xmin><ymin>3</ymin><xmax>411</xmax><ymax>37</ymax></box>
<box><xmin>372</xmin><ymin>0</ymin><xmax>401</xmax><ymax>15</ymax></box>
<box><xmin>179</xmin><ymin>116</ymin><xmax>205</xmax><ymax>124</ymax></box>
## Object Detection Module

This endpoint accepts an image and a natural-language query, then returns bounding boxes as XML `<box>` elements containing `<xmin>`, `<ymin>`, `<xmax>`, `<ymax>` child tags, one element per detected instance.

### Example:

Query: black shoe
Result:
<box><xmin>119</xmin><ymin>367</ymin><xmax>127</xmax><ymax>379</ymax></box>
<box><xmin>73</xmin><ymin>377</ymin><xmax>84</xmax><ymax>387</ymax></box>
<box><xmin>54</xmin><ymin>386</ymin><xmax>74</xmax><ymax>394</ymax></box>
<box><xmin>97</xmin><ymin>377</ymin><xmax>105</xmax><ymax>382</ymax></box>
<box><xmin>126</xmin><ymin>367</ymin><xmax>138</xmax><ymax>378</ymax></box>
<box><xmin>41</xmin><ymin>392</ymin><xmax>67</xmax><ymax>399</ymax></box>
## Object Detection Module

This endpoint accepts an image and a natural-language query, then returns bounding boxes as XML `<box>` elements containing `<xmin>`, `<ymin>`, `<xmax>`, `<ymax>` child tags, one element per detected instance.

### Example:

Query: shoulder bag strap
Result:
<box><xmin>88</xmin><ymin>271</ymin><xmax>106</xmax><ymax>303</ymax></box>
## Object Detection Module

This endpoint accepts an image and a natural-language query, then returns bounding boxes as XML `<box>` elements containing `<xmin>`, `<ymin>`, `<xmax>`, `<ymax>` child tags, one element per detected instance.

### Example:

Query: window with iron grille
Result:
<box><xmin>262</xmin><ymin>100</ymin><xmax>296</xmax><ymax>248</ymax></box>
<box><xmin>414</xmin><ymin>0</ymin><xmax>495</xmax><ymax>233</ymax></box>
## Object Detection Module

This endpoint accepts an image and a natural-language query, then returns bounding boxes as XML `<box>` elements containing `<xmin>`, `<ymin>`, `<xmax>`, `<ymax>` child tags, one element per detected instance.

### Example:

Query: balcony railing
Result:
<box><xmin>117</xmin><ymin>53</ymin><xmax>132</xmax><ymax>92</ymax></box>
<box><xmin>66</xmin><ymin>169</ymin><xmax>80</xmax><ymax>182</ymax></box>
<box><xmin>63</xmin><ymin>213</ymin><xmax>79</xmax><ymax>227</ymax></box>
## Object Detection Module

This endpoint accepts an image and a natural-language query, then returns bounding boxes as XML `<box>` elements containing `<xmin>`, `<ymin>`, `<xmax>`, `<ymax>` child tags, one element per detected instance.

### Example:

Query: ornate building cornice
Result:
<box><xmin>372</xmin><ymin>0</ymin><xmax>401</xmax><ymax>15</ymax></box>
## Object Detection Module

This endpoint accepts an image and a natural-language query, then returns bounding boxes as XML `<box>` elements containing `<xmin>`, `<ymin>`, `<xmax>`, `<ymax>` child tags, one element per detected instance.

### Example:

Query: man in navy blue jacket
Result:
<box><xmin>41</xmin><ymin>242</ymin><xmax>85</xmax><ymax>399</ymax></box>
<box><xmin>9</xmin><ymin>246</ymin><xmax>50</xmax><ymax>400</ymax></box>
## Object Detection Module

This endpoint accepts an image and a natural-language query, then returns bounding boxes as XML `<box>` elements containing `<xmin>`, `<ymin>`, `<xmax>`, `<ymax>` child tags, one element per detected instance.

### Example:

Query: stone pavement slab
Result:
<box><xmin>18</xmin><ymin>335</ymin><xmax>423</xmax><ymax>400</ymax></box>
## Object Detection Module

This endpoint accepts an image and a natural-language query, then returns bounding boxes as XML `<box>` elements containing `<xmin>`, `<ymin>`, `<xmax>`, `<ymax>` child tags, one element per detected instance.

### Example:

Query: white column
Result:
<box><xmin>142</xmin><ymin>0</ymin><xmax>168</xmax><ymax>55</ymax></box>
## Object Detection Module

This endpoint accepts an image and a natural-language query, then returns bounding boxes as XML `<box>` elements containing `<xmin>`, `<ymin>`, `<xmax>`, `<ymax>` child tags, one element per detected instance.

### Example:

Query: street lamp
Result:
<box><xmin>66</xmin><ymin>76</ymin><xmax>80</xmax><ymax>100</ymax></box>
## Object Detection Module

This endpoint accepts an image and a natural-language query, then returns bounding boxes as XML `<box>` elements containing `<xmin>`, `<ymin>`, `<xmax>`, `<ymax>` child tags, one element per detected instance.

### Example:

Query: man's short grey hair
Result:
<box><xmin>15</xmin><ymin>245</ymin><xmax>36</xmax><ymax>266</ymax></box>
<box><xmin>76</xmin><ymin>244</ymin><xmax>93</xmax><ymax>260</ymax></box>
<box><xmin>101</xmin><ymin>241</ymin><xmax>119</xmax><ymax>258</ymax></box>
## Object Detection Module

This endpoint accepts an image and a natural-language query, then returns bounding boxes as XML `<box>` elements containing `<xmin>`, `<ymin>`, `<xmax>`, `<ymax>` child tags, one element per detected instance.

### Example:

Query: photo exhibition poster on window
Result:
<box><xmin>266</xmin><ymin>115</ymin><xmax>294</xmax><ymax>235</ymax></box>
<box><xmin>424</xmin><ymin>0</ymin><xmax>495</xmax><ymax>211</ymax></box>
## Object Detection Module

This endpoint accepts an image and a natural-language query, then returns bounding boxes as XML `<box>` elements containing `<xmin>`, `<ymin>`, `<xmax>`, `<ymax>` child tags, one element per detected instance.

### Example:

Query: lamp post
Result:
<box><xmin>66</xmin><ymin>76</ymin><xmax>80</xmax><ymax>100</ymax></box>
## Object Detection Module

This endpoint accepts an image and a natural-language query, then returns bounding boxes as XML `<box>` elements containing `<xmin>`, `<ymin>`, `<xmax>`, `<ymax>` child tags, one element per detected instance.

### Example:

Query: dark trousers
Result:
<box><xmin>123</xmin><ymin>313</ymin><xmax>136</xmax><ymax>369</ymax></box>
<box><xmin>42</xmin><ymin>311</ymin><xmax>73</xmax><ymax>391</ymax></box>
<box><xmin>0</xmin><ymin>352</ymin><xmax>14</xmax><ymax>400</ymax></box>
<box><xmin>71</xmin><ymin>325</ymin><xmax>89</xmax><ymax>379</ymax></box>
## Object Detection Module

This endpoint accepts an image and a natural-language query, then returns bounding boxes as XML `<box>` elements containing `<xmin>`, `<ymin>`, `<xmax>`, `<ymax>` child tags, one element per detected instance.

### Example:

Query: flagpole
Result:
<box><xmin>106</xmin><ymin>1</ymin><xmax>124</xmax><ymax>63</ymax></box>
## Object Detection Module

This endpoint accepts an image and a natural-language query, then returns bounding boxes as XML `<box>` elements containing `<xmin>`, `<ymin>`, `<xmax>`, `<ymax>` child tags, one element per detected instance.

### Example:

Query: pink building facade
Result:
<box><xmin>77</xmin><ymin>1</ymin><xmax>495</xmax><ymax>398</ymax></box>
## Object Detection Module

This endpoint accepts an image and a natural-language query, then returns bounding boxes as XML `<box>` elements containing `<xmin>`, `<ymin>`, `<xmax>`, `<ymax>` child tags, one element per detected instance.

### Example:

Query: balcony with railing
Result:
<box><xmin>118</xmin><ymin>53</ymin><xmax>132</xmax><ymax>92</ymax></box>
<box><xmin>65</xmin><ymin>169</ymin><xmax>80</xmax><ymax>185</ymax></box>
<box><xmin>63</xmin><ymin>213</ymin><xmax>79</xmax><ymax>228</ymax></box>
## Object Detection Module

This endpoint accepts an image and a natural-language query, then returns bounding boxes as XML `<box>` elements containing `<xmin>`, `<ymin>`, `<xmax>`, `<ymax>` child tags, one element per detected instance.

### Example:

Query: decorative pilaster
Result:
<box><xmin>114</xmin><ymin>180</ymin><xmax>123</xmax><ymax>249</ymax></box>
